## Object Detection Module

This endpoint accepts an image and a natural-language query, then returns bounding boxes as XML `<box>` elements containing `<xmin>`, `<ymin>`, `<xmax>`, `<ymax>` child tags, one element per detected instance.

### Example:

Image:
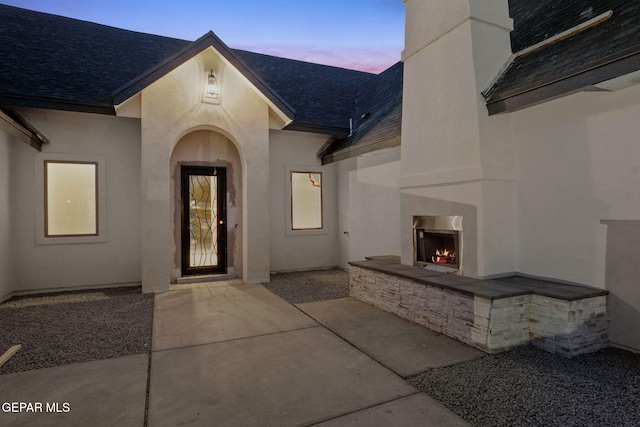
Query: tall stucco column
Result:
<box><xmin>401</xmin><ymin>0</ymin><xmax>514</xmax><ymax>178</ymax></box>
<box><xmin>138</xmin><ymin>70</ymin><xmax>190</xmax><ymax>294</ymax></box>
<box><xmin>242</xmin><ymin>136</ymin><xmax>270</xmax><ymax>284</ymax></box>
<box><xmin>400</xmin><ymin>0</ymin><xmax>518</xmax><ymax>278</ymax></box>
<box><xmin>140</xmin><ymin>126</ymin><xmax>172</xmax><ymax>293</ymax></box>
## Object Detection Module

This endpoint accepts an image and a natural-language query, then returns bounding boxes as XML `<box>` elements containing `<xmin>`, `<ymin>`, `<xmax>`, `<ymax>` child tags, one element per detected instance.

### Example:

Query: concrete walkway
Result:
<box><xmin>0</xmin><ymin>280</ymin><xmax>484</xmax><ymax>426</ymax></box>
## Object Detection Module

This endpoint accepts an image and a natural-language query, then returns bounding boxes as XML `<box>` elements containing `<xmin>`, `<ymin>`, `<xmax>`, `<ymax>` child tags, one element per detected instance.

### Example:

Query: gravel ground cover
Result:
<box><xmin>408</xmin><ymin>344</ymin><xmax>640</xmax><ymax>427</ymax></box>
<box><xmin>0</xmin><ymin>287</ymin><xmax>153</xmax><ymax>374</ymax></box>
<box><xmin>4</xmin><ymin>271</ymin><xmax>640</xmax><ymax>427</ymax></box>
<box><xmin>263</xmin><ymin>268</ymin><xmax>349</xmax><ymax>304</ymax></box>
<box><xmin>264</xmin><ymin>269</ymin><xmax>640</xmax><ymax>426</ymax></box>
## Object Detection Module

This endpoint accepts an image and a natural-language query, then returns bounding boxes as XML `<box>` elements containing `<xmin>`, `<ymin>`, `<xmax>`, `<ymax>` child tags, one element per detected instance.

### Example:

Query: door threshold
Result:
<box><xmin>176</xmin><ymin>274</ymin><xmax>236</xmax><ymax>285</ymax></box>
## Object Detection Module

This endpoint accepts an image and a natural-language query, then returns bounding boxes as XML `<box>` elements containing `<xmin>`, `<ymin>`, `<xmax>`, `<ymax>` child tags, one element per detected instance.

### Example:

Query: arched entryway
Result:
<box><xmin>169</xmin><ymin>129</ymin><xmax>243</xmax><ymax>283</ymax></box>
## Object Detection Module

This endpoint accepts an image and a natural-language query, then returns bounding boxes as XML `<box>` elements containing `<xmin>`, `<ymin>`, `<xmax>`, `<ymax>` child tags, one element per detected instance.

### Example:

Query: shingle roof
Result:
<box><xmin>320</xmin><ymin>62</ymin><xmax>403</xmax><ymax>164</ymax></box>
<box><xmin>485</xmin><ymin>0</ymin><xmax>640</xmax><ymax>115</ymax></box>
<box><xmin>233</xmin><ymin>50</ymin><xmax>374</xmax><ymax>135</ymax></box>
<box><xmin>0</xmin><ymin>5</ymin><xmax>189</xmax><ymax>113</ymax></box>
<box><xmin>0</xmin><ymin>4</ymin><xmax>373</xmax><ymax>134</ymax></box>
<box><xmin>508</xmin><ymin>0</ymin><xmax>614</xmax><ymax>53</ymax></box>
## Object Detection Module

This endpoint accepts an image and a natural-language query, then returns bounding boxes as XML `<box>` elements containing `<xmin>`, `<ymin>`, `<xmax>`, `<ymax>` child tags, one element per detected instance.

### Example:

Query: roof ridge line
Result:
<box><xmin>231</xmin><ymin>48</ymin><xmax>377</xmax><ymax>75</ymax></box>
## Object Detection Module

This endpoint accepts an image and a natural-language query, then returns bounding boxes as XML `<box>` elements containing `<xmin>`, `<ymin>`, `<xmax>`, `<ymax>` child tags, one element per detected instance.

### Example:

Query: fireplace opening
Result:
<box><xmin>413</xmin><ymin>216</ymin><xmax>462</xmax><ymax>273</ymax></box>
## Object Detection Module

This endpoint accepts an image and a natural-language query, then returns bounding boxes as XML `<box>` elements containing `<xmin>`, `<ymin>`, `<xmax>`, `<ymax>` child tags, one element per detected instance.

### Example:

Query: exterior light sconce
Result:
<box><xmin>203</xmin><ymin>69</ymin><xmax>220</xmax><ymax>104</ymax></box>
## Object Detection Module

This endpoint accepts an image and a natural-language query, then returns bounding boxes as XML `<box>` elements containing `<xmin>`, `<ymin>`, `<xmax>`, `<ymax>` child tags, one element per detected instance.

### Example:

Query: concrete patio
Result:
<box><xmin>0</xmin><ymin>280</ymin><xmax>484</xmax><ymax>426</ymax></box>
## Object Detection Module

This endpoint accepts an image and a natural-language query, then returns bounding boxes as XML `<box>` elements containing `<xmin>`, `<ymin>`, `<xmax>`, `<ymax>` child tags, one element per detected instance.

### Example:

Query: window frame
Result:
<box><xmin>44</xmin><ymin>160</ymin><xmax>99</xmax><ymax>237</ymax></box>
<box><xmin>36</xmin><ymin>153</ymin><xmax>107</xmax><ymax>245</ymax></box>
<box><xmin>285</xmin><ymin>166</ymin><xmax>326</xmax><ymax>236</ymax></box>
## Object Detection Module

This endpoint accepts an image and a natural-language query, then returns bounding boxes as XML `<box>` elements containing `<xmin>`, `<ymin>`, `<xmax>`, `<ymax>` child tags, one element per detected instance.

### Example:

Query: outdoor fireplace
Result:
<box><xmin>414</xmin><ymin>215</ymin><xmax>463</xmax><ymax>274</ymax></box>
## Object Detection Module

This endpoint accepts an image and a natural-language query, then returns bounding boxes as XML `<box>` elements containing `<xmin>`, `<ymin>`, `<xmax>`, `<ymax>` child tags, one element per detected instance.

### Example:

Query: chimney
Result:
<box><xmin>399</xmin><ymin>0</ymin><xmax>518</xmax><ymax>278</ymax></box>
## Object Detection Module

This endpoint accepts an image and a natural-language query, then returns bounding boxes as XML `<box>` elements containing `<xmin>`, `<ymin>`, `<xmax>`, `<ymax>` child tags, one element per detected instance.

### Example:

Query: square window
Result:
<box><xmin>291</xmin><ymin>171</ymin><xmax>322</xmax><ymax>230</ymax></box>
<box><xmin>45</xmin><ymin>161</ymin><xmax>98</xmax><ymax>236</ymax></box>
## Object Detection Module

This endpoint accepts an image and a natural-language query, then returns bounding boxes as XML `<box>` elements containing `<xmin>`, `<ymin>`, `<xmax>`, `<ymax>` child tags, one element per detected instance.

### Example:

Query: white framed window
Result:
<box><xmin>36</xmin><ymin>153</ymin><xmax>107</xmax><ymax>245</ymax></box>
<box><xmin>286</xmin><ymin>167</ymin><xmax>325</xmax><ymax>236</ymax></box>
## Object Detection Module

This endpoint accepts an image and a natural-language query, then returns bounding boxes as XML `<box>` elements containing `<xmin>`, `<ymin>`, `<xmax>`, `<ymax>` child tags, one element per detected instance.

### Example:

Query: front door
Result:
<box><xmin>181</xmin><ymin>166</ymin><xmax>227</xmax><ymax>276</ymax></box>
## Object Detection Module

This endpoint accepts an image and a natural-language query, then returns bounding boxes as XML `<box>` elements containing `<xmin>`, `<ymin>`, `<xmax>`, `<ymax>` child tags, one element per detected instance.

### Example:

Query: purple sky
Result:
<box><xmin>2</xmin><ymin>0</ymin><xmax>405</xmax><ymax>73</ymax></box>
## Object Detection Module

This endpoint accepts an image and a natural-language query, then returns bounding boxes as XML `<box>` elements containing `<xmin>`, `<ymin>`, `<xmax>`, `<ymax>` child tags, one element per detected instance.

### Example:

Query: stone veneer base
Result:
<box><xmin>349</xmin><ymin>263</ymin><xmax>609</xmax><ymax>357</ymax></box>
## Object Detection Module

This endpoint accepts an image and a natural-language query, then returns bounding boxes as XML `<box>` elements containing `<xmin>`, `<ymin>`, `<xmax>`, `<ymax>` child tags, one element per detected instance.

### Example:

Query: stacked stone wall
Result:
<box><xmin>528</xmin><ymin>295</ymin><xmax>609</xmax><ymax>357</ymax></box>
<box><xmin>349</xmin><ymin>266</ymin><xmax>609</xmax><ymax>356</ymax></box>
<box><xmin>470</xmin><ymin>295</ymin><xmax>530</xmax><ymax>352</ymax></box>
<box><xmin>351</xmin><ymin>265</ymin><xmax>476</xmax><ymax>348</ymax></box>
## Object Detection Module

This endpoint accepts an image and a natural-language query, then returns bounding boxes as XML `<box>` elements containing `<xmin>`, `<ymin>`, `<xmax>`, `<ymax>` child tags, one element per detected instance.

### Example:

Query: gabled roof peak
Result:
<box><xmin>112</xmin><ymin>29</ymin><xmax>295</xmax><ymax>122</ymax></box>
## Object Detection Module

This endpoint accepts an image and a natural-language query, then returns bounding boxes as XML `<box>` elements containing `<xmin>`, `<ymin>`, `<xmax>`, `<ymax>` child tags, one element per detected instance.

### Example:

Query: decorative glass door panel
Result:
<box><xmin>181</xmin><ymin>166</ymin><xmax>226</xmax><ymax>276</ymax></box>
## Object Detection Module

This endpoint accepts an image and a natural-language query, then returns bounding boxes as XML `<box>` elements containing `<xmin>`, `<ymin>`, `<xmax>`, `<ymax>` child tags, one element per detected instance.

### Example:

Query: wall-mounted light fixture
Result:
<box><xmin>203</xmin><ymin>69</ymin><xmax>220</xmax><ymax>103</ymax></box>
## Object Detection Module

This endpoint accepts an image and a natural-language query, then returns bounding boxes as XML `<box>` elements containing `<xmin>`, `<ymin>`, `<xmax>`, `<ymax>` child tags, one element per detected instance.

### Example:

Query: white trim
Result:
<box><xmin>482</xmin><ymin>53</ymin><xmax>515</xmax><ymax>96</ymax></box>
<box><xmin>113</xmin><ymin>93</ymin><xmax>141</xmax><ymax>118</ymax></box>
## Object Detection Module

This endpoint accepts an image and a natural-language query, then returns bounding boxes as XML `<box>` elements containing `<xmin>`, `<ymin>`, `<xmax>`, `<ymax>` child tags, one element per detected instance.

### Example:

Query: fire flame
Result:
<box><xmin>432</xmin><ymin>248</ymin><xmax>456</xmax><ymax>264</ymax></box>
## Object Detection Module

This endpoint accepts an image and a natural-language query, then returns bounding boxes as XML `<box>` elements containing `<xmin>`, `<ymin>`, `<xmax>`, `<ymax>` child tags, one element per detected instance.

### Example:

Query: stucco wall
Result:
<box><xmin>513</xmin><ymin>83</ymin><xmax>640</xmax><ymax>289</ymax></box>
<box><xmin>0</xmin><ymin>127</ymin><xmax>16</xmax><ymax>300</ymax></box>
<box><xmin>11</xmin><ymin>108</ymin><xmax>142</xmax><ymax>292</ymax></box>
<box><xmin>510</xmin><ymin>81</ymin><xmax>640</xmax><ymax>352</ymax></box>
<box><xmin>602</xmin><ymin>220</ymin><xmax>640</xmax><ymax>351</ymax></box>
<box><xmin>269</xmin><ymin>130</ymin><xmax>338</xmax><ymax>271</ymax></box>
<box><xmin>337</xmin><ymin>148</ymin><xmax>402</xmax><ymax>268</ymax></box>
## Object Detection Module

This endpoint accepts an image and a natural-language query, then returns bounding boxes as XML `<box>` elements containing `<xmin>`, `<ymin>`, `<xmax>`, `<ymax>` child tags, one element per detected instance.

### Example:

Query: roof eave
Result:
<box><xmin>0</xmin><ymin>94</ymin><xmax>115</xmax><ymax>115</ymax></box>
<box><xmin>284</xmin><ymin>122</ymin><xmax>350</xmax><ymax>137</ymax></box>
<box><xmin>486</xmin><ymin>45</ymin><xmax>640</xmax><ymax>115</ymax></box>
<box><xmin>321</xmin><ymin>132</ymin><xmax>401</xmax><ymax>165</ymax></box>
<box><xmin>0</xmin><ymin>105</ymin><xmax>50</xmax><ymax>151</ymax></box>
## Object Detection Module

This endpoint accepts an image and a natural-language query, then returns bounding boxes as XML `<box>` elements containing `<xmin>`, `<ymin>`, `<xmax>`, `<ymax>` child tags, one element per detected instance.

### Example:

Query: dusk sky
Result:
<box><xmin>2</xmin><ymin>0</ymin><xmax>405</xmax><ymax>73</ymax></box>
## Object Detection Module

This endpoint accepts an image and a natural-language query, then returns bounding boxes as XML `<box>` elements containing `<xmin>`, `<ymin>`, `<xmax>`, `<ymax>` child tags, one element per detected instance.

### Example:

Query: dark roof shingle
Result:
<box><xmin>485</xmin><ymin>0</ymin><xmax>640</xmax><ymax>114</ymax></box>
<box><xmin>0</xmin><ymin>5</ymin><xmax>189</xmax><ymax>113</ymax></box>
<box><xmin>508</xmin><ymin>0</ymin><xmax>615</xmax><ymax>53</ymax></box>
<box><xmin>320</xmin><ymin>61</ymin><xmax>403</xmax><ymax>164</ymax></box>
<box><xmin>0</xmin><ymin>4</ymin><xmax>373</xmax><ymax>133</ymax></box>
<box><xmin>232</xmin><ymin>49</ymin><xmax>374</xmax><ymax>134</ymax></box>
